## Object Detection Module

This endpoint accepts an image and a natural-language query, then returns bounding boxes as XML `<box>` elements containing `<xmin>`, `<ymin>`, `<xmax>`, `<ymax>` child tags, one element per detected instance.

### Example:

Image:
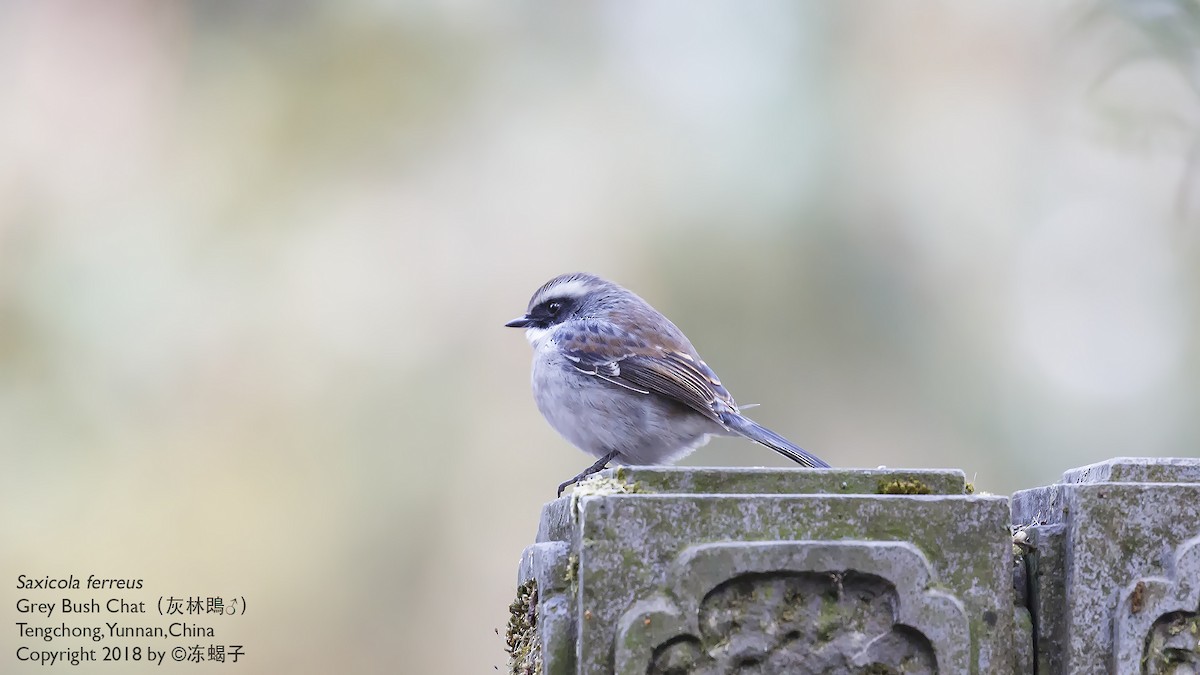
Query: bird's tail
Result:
<box><xmin>722</xmin><ymin>413</ymin><xmax>830</xmax><ymax>468</ymax></box>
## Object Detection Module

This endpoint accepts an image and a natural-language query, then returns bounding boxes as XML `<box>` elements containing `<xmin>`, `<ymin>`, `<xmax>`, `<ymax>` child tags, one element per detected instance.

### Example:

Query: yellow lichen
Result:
<box><xmin>876</xmin><ymin>479</ymin><xmax>932</xmax><ymax>495</ymax></box>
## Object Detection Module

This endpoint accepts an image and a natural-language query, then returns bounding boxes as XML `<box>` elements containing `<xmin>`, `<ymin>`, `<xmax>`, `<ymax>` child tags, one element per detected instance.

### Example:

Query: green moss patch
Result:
<box><xmin>506</xmin><ymin>580</ymin><xmax>541</xmax><ymax>675</ymax></box>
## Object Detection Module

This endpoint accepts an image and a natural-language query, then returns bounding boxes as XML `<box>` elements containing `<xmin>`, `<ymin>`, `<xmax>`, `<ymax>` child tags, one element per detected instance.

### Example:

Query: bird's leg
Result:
<box><xmin>557</xmin><ymin>451</ymin><xmax>620</xmax><ymax>497</ymax></box>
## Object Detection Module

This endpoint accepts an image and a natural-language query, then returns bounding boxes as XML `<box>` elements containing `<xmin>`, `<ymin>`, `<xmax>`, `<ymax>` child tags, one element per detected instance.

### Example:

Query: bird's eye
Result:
<box><xmin>546</xmin><ymin>301</ymin><xmax>563</xmax><ymax>315</ymax></box>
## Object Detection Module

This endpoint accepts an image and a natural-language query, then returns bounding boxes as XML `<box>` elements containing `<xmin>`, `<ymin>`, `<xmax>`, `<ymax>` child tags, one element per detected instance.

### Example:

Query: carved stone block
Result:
<box><xmin>513</xmin><ymin>467</ymin><xmax>1012</xmax><ymax>674</ymax></box>
<box><xmin>1011</xmin><ymin>457</ymin><xmax>1200</xmax><ymax>674</ymax></box>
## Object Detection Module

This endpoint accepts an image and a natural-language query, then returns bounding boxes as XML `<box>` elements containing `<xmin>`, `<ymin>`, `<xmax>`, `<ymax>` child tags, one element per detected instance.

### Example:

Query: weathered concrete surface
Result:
<box><xmin>1011</xmin><ymin>457</ymin><xmax>1200</xmax><ymax>674</ymax></box>
<box><xmin>514</xmin><ymin>466</ymin><xmax>1012</xmax><ymax>674</ymax></box>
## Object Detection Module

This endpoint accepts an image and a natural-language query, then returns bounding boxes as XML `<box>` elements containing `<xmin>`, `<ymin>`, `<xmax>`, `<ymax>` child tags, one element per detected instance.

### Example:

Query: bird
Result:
<box><xmin>505</xmin><ymin>272</ymin><xmax>830</xmax><ymax>496</ymax></box>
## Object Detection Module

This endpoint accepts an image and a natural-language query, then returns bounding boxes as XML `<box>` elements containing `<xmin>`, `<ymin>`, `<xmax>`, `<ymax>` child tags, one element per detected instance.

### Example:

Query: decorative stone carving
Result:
<box><xmin>515</xmin><ymin>466</ymin><xmax>1012</xmax><ymax>674</ymax></box>
<box><xmin>512</xmin><ymin>457</ymin><xmax>1200</xmax><ymax>673</ymax></box>
<box><xmin>614</xmin><ymin>541</ymin><xmax>967</xmax><ymax>674</ymax></box>
<box><xmin>1012</xmin><ymin>457</ymin><xmax>1200</xmax><ymax>674</ymax></box>
<box><xmin>1142</xmin><ymin>612</ymin><xmax>1200</xmax><ymax>674</ymax></box>
<box><xmin>1113</xmin><ymin>535</ymin><xmax>1200</xmax><ymax>674</ymax></box>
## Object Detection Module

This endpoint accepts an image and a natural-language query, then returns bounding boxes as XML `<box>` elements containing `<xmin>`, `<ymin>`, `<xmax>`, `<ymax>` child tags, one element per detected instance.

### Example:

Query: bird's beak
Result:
<box><xmin>505</xmin><ymin>315</ymin><xmax>532</xmax><ymax>328</ymax></box>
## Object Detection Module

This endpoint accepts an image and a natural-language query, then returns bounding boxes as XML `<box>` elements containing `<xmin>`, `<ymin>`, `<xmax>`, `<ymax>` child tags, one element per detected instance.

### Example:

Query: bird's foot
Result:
<box><xmin>557</xmin><ymin>451</ymin><xmax>620</xmax><ymax>497</ymax></box>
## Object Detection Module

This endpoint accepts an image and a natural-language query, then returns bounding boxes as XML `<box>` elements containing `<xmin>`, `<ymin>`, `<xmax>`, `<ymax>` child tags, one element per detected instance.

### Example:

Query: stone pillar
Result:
<box><xmin>1011</xmin><ymin>457</ymin><xmax>1200</xmax><ymax>674</ymax></box>
<box><xmin>512</xmin><ymin>466</ymin><xmax>1013</xmax><ymax>674</ymax></box>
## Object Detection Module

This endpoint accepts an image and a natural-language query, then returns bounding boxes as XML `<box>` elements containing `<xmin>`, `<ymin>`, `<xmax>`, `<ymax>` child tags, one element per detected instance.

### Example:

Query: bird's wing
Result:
<box><xmin>557</xmin><ymin>321</ymin><xmax>737</xmax><ymax>423</ymax></box>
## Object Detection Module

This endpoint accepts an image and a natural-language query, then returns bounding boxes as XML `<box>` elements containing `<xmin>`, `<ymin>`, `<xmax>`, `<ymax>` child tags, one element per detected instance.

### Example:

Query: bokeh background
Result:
<box><xmin>2</xmin><ymin>1</ymin><xmax>1199</xmax><ymax>672</ymax></box>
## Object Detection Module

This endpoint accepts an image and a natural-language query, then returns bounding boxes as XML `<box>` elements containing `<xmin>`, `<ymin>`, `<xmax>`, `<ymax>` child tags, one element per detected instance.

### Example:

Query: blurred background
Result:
<box><xmin>2</xmin><ymin>0</ymin><xmax>1198</xmax><ymax>672</ymax></box>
